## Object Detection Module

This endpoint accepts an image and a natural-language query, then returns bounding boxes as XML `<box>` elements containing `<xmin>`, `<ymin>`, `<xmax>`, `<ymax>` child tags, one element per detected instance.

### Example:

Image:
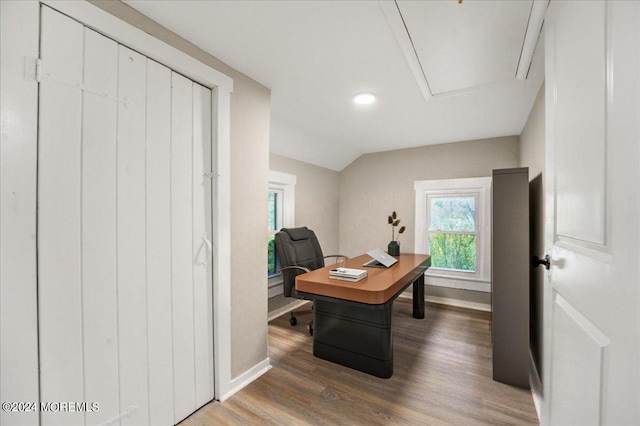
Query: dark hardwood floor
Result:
<box><xmin>181</xmin><ymin>300</ymin><xmax>539</xmax><ymax>425</ymax></box>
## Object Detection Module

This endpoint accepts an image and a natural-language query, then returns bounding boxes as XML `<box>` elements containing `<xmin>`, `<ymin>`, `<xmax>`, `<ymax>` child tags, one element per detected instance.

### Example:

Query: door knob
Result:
<box><xmin>531</xmin><ymin>254</ymin><xmax>550</xmax><ymax>270</ymax></box>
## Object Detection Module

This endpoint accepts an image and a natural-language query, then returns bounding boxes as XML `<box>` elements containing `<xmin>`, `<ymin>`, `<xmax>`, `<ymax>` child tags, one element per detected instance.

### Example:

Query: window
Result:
<box><xmin>428</xmin><ymin>195</ymin><xmax>478</xmax><ymax>272</ymax></box>
<box><xmin>268</xmin><ymin>189</ymin><xmax>284</xmax><ymax>277</ymax></box>
<box><xmin>268</xmin><ymin>171</ymin><xmax>296</xmax><ymax>289</ymax></box>
<box><xmin>414</xmin><ymin>177</ymin><xmax>492</xmax><ymax>292</ymax></box>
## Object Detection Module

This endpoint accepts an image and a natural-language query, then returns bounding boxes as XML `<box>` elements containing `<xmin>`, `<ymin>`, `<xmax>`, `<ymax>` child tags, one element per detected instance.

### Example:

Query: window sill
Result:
<box><xmin>268</xmin><ymin>275</ymin><xmax>283</xmax><ymax>288</ymax></box>
<box><xmin>425</xmin><ymin>270</ymin><xmax>488</xmax><ymax>283</ymax></box>
<box><xmin>268</xmin><ymin>275</ymin><xmax>284</xmax><ymax>298</ymax></box>
<box><xmin>425</xmin><ymin>273</ymin><xmax>491</xmax><ymax>293</ymax></box>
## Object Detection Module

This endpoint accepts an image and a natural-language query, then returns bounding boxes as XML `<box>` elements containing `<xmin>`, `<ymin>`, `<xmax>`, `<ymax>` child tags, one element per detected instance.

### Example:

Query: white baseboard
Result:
<box><xmin>529</xmin><ymin>349</ymin><xmax>542</xmax><ymax>421</ymax></box>
<box><xmin>426</xmin><ymin>295</ymin><xmax>491</xmax><ymax>312</ymax></box>
<box><xmin>267</xmin><ymin>299</ymin><xmax>310</xmax><ymax>322</ymax></box>
<box><xmin>398</xmin><ymin>293</ymin><xmax>491</xmax><ymax>312</ymax></box>
<box><xmin>218</xmin><ymin>358</ymin><xmax>272</xmax><ymax>402</ymax></box>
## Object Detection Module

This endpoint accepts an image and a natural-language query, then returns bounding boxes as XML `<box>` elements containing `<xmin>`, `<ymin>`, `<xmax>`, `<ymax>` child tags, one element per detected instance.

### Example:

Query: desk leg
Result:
<box><xmin>412</xmin><ymin>273</ymin><xmax>425</xmax><ymax>319</ymax></box>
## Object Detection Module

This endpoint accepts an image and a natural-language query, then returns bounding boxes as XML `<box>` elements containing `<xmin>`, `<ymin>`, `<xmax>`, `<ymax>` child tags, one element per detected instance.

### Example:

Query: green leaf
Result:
<box><xmin>430</xmin><ymin>234</ymin><xmax>476</xmax><ymax>271</ymax></box>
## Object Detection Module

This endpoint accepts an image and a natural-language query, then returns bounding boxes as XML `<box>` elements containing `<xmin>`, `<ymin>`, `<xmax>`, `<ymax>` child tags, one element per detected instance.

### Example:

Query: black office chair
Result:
<box><xmin>274</xmin><ymin>226</ymin><xmax>346</xmax><ymax>335</ymax></box>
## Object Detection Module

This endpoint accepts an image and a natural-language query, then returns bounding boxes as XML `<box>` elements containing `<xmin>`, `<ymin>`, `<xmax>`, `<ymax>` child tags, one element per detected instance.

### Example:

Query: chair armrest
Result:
<box><xmin>323</xmin><ymin>254</ymin><xmax>349</xmax><ymax>261</ymax></box>
<box><xmin>279</xmin><ymin>265</ymin><xmax>311</xmax><ymax>274</ymax></box>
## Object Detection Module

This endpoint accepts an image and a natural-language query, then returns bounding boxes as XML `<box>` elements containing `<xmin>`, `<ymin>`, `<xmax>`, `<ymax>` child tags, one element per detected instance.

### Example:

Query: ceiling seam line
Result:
<box><xmin>393</xmin><ymin>0</ymin><xmax>433</xmax><ymax>96</ymax></box>
<box><xmin>515</xmin><ymin>0</ymin><xmax>535</xmax><ymax>78</ymax></box>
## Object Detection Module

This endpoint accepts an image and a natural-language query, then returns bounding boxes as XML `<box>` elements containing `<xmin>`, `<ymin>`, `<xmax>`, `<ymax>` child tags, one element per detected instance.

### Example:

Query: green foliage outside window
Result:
<box><xmin>430</xmin><ymin>234</ymin><xmax>476</xmax><ymax>271</ymax></box>
<box><xmin>268</xmin><ymin>235</ymin><xmax>277</xmax><ymax>276</ymax></box>
<box><xmin>429</xmin><ymin>196</ymin><xmax>477</xmax><ymax>272</ymax></box>
<box><xmin>268</xmin><ymin>192</ymin><xmax>277</xmax><ymax>231</ymax></box>
<box><xmin>430</xmin><ymin>197</ymin><xmax>475</xmax><ymax>231</ymax></box>
<box><xmin>268</xmin><ymin>191</ymin><xmax>279</xmax><ymax>276</ymax></box>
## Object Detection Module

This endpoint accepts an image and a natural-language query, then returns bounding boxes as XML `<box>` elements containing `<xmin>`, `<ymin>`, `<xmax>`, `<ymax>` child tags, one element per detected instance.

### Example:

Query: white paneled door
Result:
<box><xmin>543</xmin><ymin>1</ymin><xmax>639</xmax><ymax>425</ymax></box>
<box><xmin>38</xmin><ymin>6</ymin><xmax>214</xmax><ymax>426</ymax></box>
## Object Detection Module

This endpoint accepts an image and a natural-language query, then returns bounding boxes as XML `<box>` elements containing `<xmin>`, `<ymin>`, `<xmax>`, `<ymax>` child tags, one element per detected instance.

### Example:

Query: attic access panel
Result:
<box><xmin>397</xmin><ymin>0</ymin><xmax>533</xmax><ymax>95</ymax></box>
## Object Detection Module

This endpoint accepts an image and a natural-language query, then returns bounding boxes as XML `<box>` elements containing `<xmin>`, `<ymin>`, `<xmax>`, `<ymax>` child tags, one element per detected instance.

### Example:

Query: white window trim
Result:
<box><xmin>268</xmin><ymin>171</ymin><xmax>296</xmax><ymax>296</ymax></box>
<box><xmin>414</xmin><ymin>177</ymin><xmax>492</xmax><ymax>293</ymax></box>
<box><xmin>40</xmin><ymin>0</ymin><xmax>235</xmax><ymax>400</ymax></box>
<box><xmin>269</xmin><ymin>188</ymin><xmax>285</xmax><ymax>230</ymax></box>
<box><xmin>425</xmin><ymin>191</ymin><xmax>482</xmax><ymax>279</ymax></box>
<box><xmin>269</xmin><ymin>170</ymin><xmax>296</xmax><ymax>230</ymax></box>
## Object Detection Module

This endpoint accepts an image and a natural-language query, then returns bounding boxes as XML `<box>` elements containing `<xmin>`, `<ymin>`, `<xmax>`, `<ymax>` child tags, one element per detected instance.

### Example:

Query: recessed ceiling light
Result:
<box><xmin>354</xmin><ymin>92</ymin><xmax>376</xmax><ymax>105</ymax></box>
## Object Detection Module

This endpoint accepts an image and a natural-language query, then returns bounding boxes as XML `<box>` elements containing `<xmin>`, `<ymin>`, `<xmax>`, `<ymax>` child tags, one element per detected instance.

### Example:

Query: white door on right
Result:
<box><xmin>543</xmin><ymin>1</ymin><xmax>639</xmax><ymax>425</ymax></box>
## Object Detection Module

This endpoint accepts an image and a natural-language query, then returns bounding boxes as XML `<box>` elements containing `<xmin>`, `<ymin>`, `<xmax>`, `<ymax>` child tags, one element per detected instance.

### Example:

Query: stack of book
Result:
<box><xmin>329</xmin><ymin>267</ymin><xmax>368</xmax><ymax>282</ymax></box>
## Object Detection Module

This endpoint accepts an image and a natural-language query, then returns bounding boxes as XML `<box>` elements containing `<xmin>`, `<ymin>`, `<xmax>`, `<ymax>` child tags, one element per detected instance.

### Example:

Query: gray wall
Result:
<box><xmin>339</xmin><ymin>136</ymin><xmax>520</xmax><ymax>305</ymax></box>
<box><xmin>270</xmin><ymin>153</ymin><xmax>341</xmax><ymax>255</ymax></box>
<box><xmin>268</xmin><ymin>154</ymin><xmax>341</xmax><ymax>314</ymax></box>
<box><xmin>519</xmin><ymin>83</ymin><xmax>545</xmax><ymax>375</ymax></box>
<box><xmin>92</xmin><ymin>1</ymin><xmax>271</xmax><ymax>379</ymax></box>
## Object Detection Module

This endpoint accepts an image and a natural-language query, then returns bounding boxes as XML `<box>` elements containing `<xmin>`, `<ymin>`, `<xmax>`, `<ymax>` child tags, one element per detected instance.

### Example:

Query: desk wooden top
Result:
<box><xmin>295</xmin><ymin>253</ymin><xmax>430</xmax><ymax>305</ymax></box>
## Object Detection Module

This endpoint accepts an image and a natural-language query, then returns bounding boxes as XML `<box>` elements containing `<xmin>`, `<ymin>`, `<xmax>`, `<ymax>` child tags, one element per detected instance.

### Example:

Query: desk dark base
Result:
<box><xmin>310</xmin><ymin>273</ymin><xmax>425</xmax><ymax>378</ymax></box>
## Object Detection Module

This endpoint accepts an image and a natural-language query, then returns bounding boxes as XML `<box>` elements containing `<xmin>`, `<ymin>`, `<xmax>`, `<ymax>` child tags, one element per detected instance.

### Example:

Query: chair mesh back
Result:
<box><xmin>274</xmin><ymin>227</ymin><xmax>325</xmax><ymax>298</ymax></box>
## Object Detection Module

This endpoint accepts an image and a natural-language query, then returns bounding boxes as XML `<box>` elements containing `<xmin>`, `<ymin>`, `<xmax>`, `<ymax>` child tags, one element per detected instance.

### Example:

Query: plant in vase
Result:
<box><xmin>387</xmin><ymin>211</ymin><xmax>406</xmax><ymax>256</ymax></box>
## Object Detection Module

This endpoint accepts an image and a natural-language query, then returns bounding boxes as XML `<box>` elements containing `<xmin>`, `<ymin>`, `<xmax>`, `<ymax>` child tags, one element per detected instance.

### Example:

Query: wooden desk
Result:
<box><xmin>296</xmin><ymin>253</ymin><xmax>430</xmax><ymax>378</ymax></box>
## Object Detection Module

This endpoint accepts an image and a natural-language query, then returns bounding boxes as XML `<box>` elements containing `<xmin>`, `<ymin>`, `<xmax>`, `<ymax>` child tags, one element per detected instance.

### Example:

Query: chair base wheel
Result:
<box><xmin>289</xmin><ymin>313</ymin><xmax>297</xmax><ymax>326</ymax></box>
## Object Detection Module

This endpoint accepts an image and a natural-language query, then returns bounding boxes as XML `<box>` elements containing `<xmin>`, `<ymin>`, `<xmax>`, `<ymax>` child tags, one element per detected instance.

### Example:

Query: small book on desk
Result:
<box><xmin>329</xmin><ymin>268</ymin><xmax>368</xmax><ymax>282</ymax></box>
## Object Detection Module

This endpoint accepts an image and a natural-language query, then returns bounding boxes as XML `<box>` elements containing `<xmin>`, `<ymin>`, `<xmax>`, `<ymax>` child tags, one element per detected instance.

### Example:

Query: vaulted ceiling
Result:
<box><xmin>125</xmin><ymin>0</ymin><xmax>546</xmax><ymax>171</ymax></box>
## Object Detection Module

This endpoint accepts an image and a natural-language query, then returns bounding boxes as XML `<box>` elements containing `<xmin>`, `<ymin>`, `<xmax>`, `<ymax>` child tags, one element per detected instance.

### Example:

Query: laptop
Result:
<box><xmin>363</xmin><ymin>248</ymin><xmax>398</xmax><ymax>268</ymax></box>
